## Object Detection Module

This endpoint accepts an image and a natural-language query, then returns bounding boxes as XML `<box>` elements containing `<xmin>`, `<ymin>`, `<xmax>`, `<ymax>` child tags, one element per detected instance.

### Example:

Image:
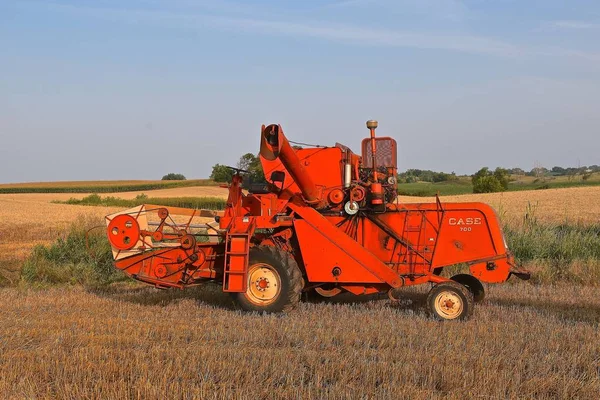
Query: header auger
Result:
<box><xmin>105</xmin><ymin>120</ymin><xmax>530</xmax><ymax>320</ymax></box>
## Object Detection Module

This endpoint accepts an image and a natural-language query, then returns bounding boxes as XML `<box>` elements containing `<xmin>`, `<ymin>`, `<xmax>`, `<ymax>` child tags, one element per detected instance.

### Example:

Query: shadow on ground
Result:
<box><xmin>88</xmin><ymin>282</ymin><xmax>600</xmax><ymax>325</ymax></box>
<box><xmin>90</xmin><ymin>283</ymin><xmax>430</xmax><ymax>314</ymax></box>
<box><xmin>89</xmin><ymin>283</ymin><xmax>237</xmax><ymax>310</ymax></box>
<box><xmin>488</xmin><ymin>296</ymin><xmax>600</xmax><ymax>325</ymax></box>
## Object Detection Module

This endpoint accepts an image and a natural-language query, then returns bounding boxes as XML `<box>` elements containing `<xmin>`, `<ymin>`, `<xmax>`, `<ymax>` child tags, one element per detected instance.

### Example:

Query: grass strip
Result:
<box><xmin>0</xmin><ymin>179</ymin><xmax>216</xmax><ymax>194</ymax></box>
<box><xmin>56</xmin><ymin>193</ymin><xmax>227</xmax><ymax>210</ymax></box>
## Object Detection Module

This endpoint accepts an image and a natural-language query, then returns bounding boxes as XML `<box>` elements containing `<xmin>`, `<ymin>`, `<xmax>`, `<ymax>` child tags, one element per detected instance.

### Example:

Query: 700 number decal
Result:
<box><xmin>448</xmin><ymin>217</ymin><xmax>482</xmax><ymax>232</ymax></box>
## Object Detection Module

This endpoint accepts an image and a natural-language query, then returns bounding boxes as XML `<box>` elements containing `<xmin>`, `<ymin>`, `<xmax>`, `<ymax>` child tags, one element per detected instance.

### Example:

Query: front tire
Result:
<box><xmin>426</xmin><ymin>281</ymin><xmax>474</xmax><ymax>321</ymax></box>
<box><xmin>233</xmin><ymin>246</ymin><xmax>303</xmax><ymax>313</ymax></box>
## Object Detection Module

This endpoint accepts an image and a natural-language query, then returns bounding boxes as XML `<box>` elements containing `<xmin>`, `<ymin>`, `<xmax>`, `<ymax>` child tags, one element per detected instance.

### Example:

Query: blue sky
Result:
<box><xmin>1</xmin><ymin>0</ymin><xmax>599</xmax><ymax>182</ymax></box>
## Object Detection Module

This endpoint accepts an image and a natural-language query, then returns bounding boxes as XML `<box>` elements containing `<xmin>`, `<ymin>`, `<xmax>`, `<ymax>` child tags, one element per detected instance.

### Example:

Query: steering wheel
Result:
<box><xmin>224</xmin><ymin>166</ymin><xmax>250</xmax><ymax>174</ymax></box>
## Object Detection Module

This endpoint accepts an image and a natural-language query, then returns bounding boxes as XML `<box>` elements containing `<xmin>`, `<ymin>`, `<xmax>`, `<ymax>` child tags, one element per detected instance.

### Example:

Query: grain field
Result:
<box><xmin>400</xmin><ymin>185</ymin><xmax>600</xmax><ymax>225</ymax></box>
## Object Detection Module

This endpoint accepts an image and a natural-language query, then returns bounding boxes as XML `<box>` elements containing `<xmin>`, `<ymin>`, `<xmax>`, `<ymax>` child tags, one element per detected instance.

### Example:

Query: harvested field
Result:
<box><xmin>0</xmin><ymin>180</ymin><xmax>173</xmax><ymax>189</ymax></box>
<box><xmin>0</xmin><ymin>186</ymin><xmax>230</xmax><ymax>203</ymax></box>
<box><xmin>0</xmin><ymin>199</ymin><xmax>120</xmax><ymax>257</ymax></box>
<box><xmin>400</xmin><ymin>186</ymin><xmax>600</xmax><ymax>225</ymax></box>
<box><xmin>1</xmin><ymin>185</ymin><xmax>597</xmax><ymax>224</ymax></box>
<box><xmin>0</xmin><ymin>199</ymin><xmax>120</xmax><ymax>227</ymax></box>
<box><xmin>0</xmin><ymin>283</ymin><xmax>598</xmax><ymax>399</ymax></box>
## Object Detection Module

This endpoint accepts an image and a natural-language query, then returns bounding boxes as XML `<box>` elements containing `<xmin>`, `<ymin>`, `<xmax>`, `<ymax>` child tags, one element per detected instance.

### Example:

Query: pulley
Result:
<box><xmin>344</xmin><ymin>201</ymin><xmax>359</xmax><ymax>215</ymax></box>
<box><xmin>107</xmin><ymin>214</ymin><xmax>140</xmax><ymax>251</ymax></box>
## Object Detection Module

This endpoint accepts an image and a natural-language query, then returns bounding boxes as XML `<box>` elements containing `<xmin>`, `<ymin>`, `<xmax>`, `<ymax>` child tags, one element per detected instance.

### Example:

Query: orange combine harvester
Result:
<box><xmin>105</xmin><ymin>120</ymin><xmax>530</xmax><ymax>320</ymax></box>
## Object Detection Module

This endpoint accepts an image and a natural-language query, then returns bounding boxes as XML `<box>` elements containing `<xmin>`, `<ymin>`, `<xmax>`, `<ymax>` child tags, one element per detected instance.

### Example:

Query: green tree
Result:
<box><xmin>551</xmin><ymin>166</ymin><xmax>566</xmax><ymax>175</ymax></box>
<box><xmin>237</xmin><ymin>153</ymin><xmax>257</xmax><ymax>171</ymax></box>
<box><xmin>210</xmin><ymin>164</ymin><xmax>234</xmax><ymax>182</ymax></box>
<box><xmin>210</xmin><ymin>153</ymin><xmax>266</xmax><ymax>184</ymax></box>
<box><xmin>493</xmin><ymin>167</ymin><xmax>509</xmax><ymax>190</ymax></box>
<box><xmin>472</xmin><ymin>167</ymin><xmax>508</xmax><ymax>193</ymax></box>
<box><xmin>237</xmin><ymin>153</ymin><xmax>266</xmax><ymax>183</ymax></box>
<box><xmin>507</xmin><ymin>167</ymin><xmax>525</xmax><ymax>175</ymax></box>
<box><xmin>398</xmin><ymin>168</ymin><xmax>458</xmax><ymax>183</ymax></box>
<box><xmin>161</xmin><ymin>173</ymin><xmax>186</xmax><ymax>180</ymax></box>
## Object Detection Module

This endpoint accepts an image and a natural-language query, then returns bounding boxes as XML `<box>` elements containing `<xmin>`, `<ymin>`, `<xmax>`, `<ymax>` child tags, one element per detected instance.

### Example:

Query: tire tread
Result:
<box><xmin>235</xmin><ymin>246</ymin><xmax>303</xmax><ymax>313</ymax></box>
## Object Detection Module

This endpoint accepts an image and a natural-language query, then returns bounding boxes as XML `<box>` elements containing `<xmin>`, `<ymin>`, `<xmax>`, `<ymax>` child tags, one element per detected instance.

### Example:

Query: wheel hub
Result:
<box><xmin>443</xmin><ymin>299</ymin><xmax>455</xmax><ymax>309</ymax></box>
<box><xmin>434</xmin><ymin>291</ymin><xmax>463</xmax><ymax>319</ymax></box>
<box><xmin>255</xmin><ymin>277</ymin><xmax>270</xmax><ymax>291</ymax></box>
<box><xmin>247</xmin><ymin>264</ymin><xmax>281</xmax><ymax>305</ymax></box>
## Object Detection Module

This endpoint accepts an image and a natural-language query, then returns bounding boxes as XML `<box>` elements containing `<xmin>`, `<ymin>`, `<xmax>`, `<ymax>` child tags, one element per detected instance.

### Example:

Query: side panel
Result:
<box><xmin>294</xmin><ymin>220</ymin><xmax>383</xmax><ymax>284</ymax></box>
<box><xmin>319</xmin><ymin>202</ymin><xmax>513</xmax><ymax>284</ymax></box>
<box><xmin>289</xmin><ymin>203</ymin><xmax>403</xmax><ymax>287</ymax></box>
<box><xmin>302</xmin><ymin>202</ymin><xmax>513</xmax><ymax>284</ymax></box>
<box><xmin>261</xmin><ymin>147</ymin><xmax>344</xmax><ymax>198</ymax></box>
<box><xmin>428</xmin><ymin>202</ymin><xmax>512</xmax><ymax>283</ymax></box>
<box><xmin>433</xmin><ymin>209</ymin><xmax>499</xmax><ymax>267</ymax></box>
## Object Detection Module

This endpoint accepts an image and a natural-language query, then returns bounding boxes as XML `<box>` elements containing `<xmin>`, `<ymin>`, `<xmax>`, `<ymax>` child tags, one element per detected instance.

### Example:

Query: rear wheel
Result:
<box><xmin>451</xmin><ymin>274</ymin><xmax>485</xmax><ymax>303</ymax></box>
<box><xmin>426</xmin><ymin>281</ymin><xmax>474</xmax><ymax>321</ymax></box>
<box><xmin>233</xmin><ymin>246</ymin><xmax>303</xmax><ymax>313</ymax></box>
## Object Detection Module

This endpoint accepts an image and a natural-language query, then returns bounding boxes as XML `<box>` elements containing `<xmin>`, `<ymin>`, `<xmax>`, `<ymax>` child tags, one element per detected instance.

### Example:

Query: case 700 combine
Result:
<box><xmin>105</xmin><ymin>120</ymin><xmax>529</xmax><ymax>320</ymax></box>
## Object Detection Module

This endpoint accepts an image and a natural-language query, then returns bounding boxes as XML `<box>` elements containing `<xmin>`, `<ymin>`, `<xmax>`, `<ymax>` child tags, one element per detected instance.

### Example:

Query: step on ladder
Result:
<box><xmin>401</xmin><ymin>211</ymin><xmax>428</xmax><ymax>276</ymax></box>
<box><xmin>223</xmin><ymin>230</ymin><xmax>251</xmax><ymax>292</ymax></box>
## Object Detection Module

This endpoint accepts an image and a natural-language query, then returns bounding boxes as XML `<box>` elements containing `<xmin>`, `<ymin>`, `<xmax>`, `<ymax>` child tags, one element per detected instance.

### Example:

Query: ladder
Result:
<box><xmin>401</xmin><ymin>211</ymin><xmax>429</xmax><ymax>276</ymax></box>
<box><xmin>222</xmin><ymin>230</ymin><xmax>251</xmax><ymax>292</ymax></box>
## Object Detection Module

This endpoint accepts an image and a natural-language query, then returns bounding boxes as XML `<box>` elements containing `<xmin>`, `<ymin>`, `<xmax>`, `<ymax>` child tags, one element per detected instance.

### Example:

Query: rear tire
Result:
<box><xmin>451</xmin><ymin>274</ymin><xmax>485</xmax><ymax>303</ymax></box>
<box><xmin>426</xmin><ymin>281</ymin><xmax>474</xmax><ymax>321</ymax></box>
<box><xmin>233</xmin><ymin>246</ymin><xmax>303</xmax><ymax>313</ymax></box>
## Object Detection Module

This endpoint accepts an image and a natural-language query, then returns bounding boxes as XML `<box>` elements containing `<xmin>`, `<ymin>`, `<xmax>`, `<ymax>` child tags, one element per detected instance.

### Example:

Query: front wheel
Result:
<box><xmin>426</xmin><ymin>281</ymin><xmax>474</xmax><ymax>321</ymax></box>
<box><xmin>233</xmin><ymin>246</ymin><xmax>303</xmax><ymax>313</ymax></box>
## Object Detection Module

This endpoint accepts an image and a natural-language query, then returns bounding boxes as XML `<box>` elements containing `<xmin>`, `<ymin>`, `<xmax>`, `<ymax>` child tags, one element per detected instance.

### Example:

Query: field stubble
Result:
<box><xmin>0</xmin><ymin>283</ymin><xmax>598</xmax><ymax>399</ymax></box>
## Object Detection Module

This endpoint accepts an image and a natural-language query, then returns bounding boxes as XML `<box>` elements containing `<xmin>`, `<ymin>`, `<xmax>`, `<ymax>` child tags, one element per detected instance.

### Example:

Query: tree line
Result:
<box><xmin>203</xmin><ymin>152</ymin><xmax>597</xmax><ymax>195</ymax></box>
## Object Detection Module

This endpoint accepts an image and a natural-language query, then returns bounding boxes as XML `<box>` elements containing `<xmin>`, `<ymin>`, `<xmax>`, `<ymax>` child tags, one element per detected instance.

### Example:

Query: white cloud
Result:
<box><xmin>320</xmin><ymin>0</ymin><xmax>470</xmax><ymax>21</ymax></box>
<box><xmin>550</xmin><ymin>20</ymin><xmax>598</xmax><ymax>30</ymax></box>
<box><xmin>213</xmin><ymin>16</ymin><xmax>520</xmax><ymax>57</ymax></box>
<box><xmin>35</xmin><ymin>1</ymin><xmax>518</xmax><ymax>57</ymax></box>
<box><xmin>32</xmin><ymin>1</ymin><xmax>600</xmax><ymax>62</ymax></box>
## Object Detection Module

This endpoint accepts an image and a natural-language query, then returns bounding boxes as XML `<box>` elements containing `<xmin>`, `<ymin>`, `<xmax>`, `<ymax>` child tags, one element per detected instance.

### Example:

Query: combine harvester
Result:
<box><xmin>105</xmin><ymin>120</ymin><xmax>529</xmax><ymax>320</ymax></box>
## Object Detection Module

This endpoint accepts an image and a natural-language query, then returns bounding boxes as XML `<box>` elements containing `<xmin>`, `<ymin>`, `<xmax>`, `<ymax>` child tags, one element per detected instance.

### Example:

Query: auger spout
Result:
<box><xmin>259</xmin><ymin>124</ymin><xmax>321</xmax><ymax>203</ymax></box>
